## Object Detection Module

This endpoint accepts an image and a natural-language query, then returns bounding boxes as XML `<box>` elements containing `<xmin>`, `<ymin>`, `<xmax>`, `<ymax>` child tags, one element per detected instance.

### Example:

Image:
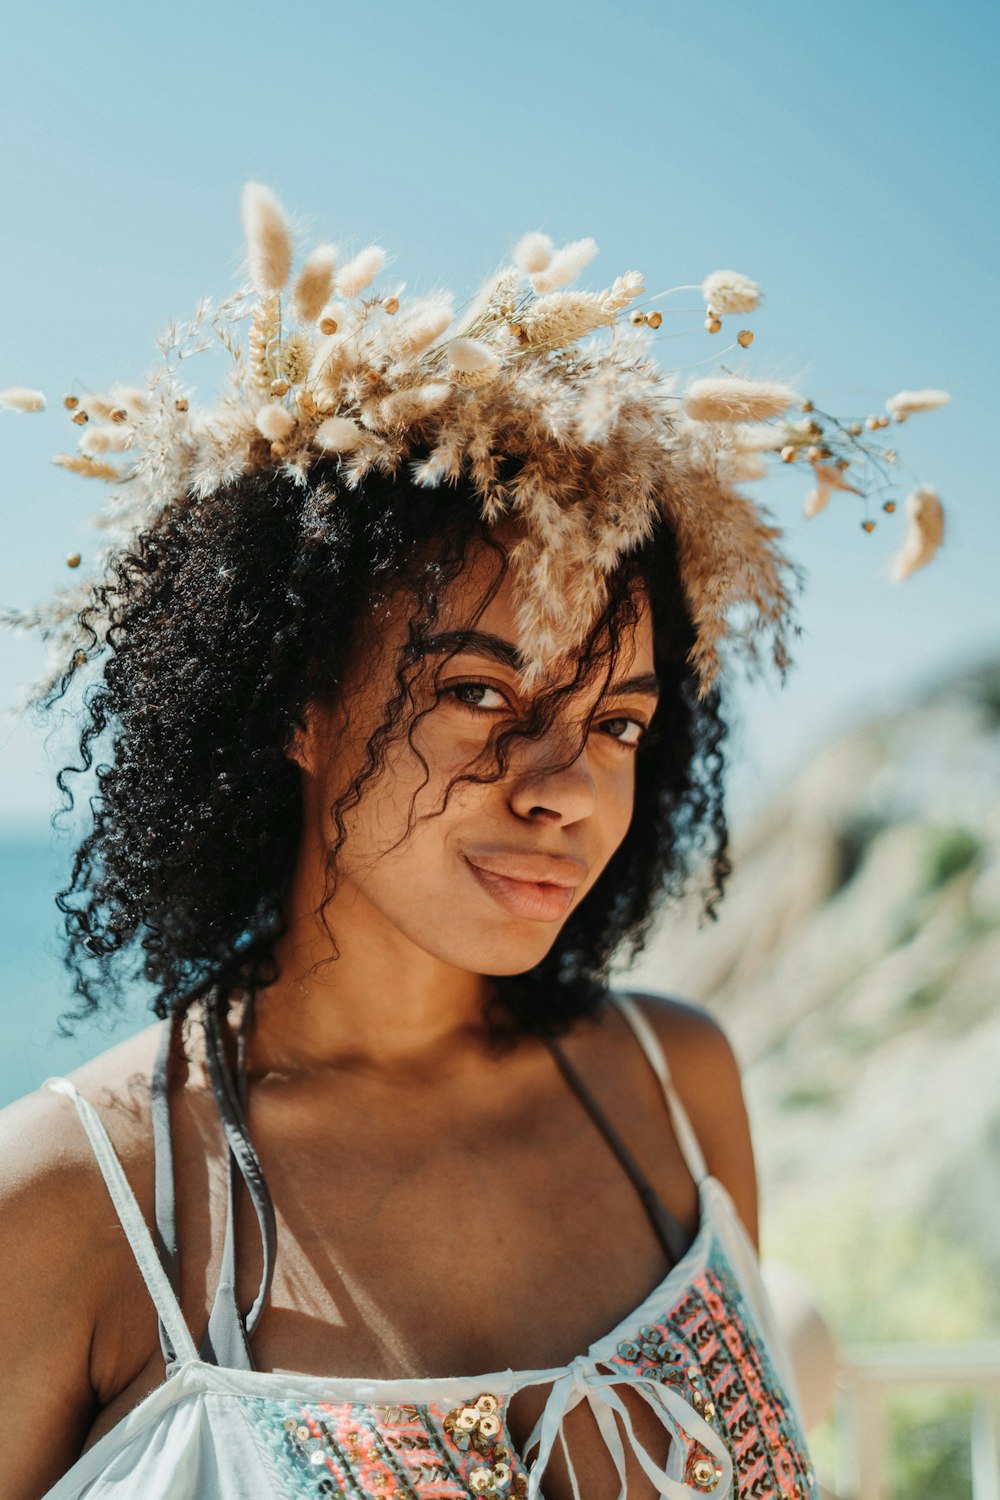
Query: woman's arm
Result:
<box><xmin>0</xmin><ymin>1086</ymin><xmax>105</xmax><ymax>1499</ymax></box>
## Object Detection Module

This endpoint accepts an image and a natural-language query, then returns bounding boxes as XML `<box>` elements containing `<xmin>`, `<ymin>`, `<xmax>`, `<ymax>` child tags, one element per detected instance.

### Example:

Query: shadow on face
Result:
<box><xmin>286</xmin><ymin>526</ymin><xmax>660</xmax><ymax>977</ymax></box>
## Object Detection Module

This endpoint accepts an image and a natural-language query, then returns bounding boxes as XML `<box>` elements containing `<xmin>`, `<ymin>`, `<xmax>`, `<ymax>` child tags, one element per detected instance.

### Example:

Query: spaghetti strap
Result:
<box><xmin>611</xmin><ymin>994</ymin><xmax>709</xmax><ymax>1184</ymax></box>
<box><xmin>44</xmin><ymin>1076</ymin><xmax>199</xmax><ymax>1367</ymax></box>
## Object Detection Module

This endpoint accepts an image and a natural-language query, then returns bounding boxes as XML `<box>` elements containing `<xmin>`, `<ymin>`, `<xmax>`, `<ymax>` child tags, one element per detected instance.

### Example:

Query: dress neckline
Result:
<box><xmin>169</xmin><ymin>1173</ymin><xmax>718</xmax><ymax>1399</ymax></box>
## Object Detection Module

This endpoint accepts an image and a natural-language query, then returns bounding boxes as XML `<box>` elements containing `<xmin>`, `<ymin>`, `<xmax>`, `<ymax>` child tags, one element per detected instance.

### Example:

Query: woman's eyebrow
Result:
<box><xmin>420</xmin><ymin>629</ymin><xmax>523</xmax><ymax>669</ymax></box>
<box><xmin>418</xmin><ymin>631</ymin><xmax>660</xmax><ymax>698</ymax></box>
<box><xmin>606</xmin><ymin>672</ymin><xmax>660</xmax><ymax>700</ymax></box>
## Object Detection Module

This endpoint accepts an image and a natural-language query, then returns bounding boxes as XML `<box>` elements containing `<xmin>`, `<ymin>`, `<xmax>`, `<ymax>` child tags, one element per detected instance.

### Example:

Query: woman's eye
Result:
<box><xmin>598</xmin><ymin>716</ymin><xmax>646</xmax><ymax>748</ymax></box>
<box><xmin>443</xmin><ymin>681</ymin><xmax>510</xmax><ymax>713</ymax></box>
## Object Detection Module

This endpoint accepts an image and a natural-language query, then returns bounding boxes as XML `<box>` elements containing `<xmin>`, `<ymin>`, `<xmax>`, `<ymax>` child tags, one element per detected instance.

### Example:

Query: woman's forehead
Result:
<box><xmin>431</xmin><ymin>535</ymin><xmax>655</xmax><ymax>676</ymax></box>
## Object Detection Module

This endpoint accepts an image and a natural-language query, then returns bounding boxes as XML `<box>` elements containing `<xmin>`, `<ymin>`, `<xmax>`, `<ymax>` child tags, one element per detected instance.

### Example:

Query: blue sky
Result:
<box><xmin>2</xmin><ymin>0</ymin><xmax>998</xmax><ymax>828</ymax></box>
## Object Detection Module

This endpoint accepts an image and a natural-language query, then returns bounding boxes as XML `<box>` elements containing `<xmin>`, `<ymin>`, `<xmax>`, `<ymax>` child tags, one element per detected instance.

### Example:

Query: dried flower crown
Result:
<box><xmin>2</xmin><ymin>182</ymin><xmax>950</xmax><ymax>699</ymax></box>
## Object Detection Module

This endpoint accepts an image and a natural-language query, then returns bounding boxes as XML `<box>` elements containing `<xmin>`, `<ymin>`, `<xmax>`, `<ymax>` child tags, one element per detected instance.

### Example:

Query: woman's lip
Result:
<box><xmin>464</xmin><ymin>859</ymin><xmax>576</xmax><ymax>922</ymax></box>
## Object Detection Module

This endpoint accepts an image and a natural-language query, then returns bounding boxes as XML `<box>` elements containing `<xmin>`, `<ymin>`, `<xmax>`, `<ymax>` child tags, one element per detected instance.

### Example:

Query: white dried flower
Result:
<box><xmin>731</xmin><ymin>422</ymin><xmax>783</xmax><ymax>452</ymax></box>
<box><xmin>600</xmin><ymin>271</ymin><xmax>644</xmax><ymax>312</ymax></box>
<box><xmin>803</xmin><ymin>486</ymin><xmax>830</xmax><ymax>518</ymax></box>
<box><xmin>291</xmin><ymin>244</ymin><xmax>337</xmax><ymax>324</ymax></box>
<box><xmin>529</xmin><ymin>237</ymin><xmax>599</xmax><ymax>294</ymax></box>
<box><xmin>684</xmin><ymin>377</ymin><xmax>797</xmax><ymax>423</ymax></box>
<box><xmin>514</xmin><ymin>231</ymin><xmax>555</xmax><ymax>273</ymax></box>
<box><xmin>241</xmin><ymin>183</ymin><xmax>293</xmax><ymax>294</ymax></box>
<box><xmin>378</xmin><ymin>382</ymin><xmax>451</xmax><ymax>427</ymax></box>
<box><xmin>701</xmin><ymin>270</ymin><xmax>760</xmax><ymax>315</ymax></box>
<box><xmin>447</xmin><ymin>337</ymin><xmax>499</xmax><ymax>375</ymax></box>
<box><xmin>393</xmin><ymin>297</ymin><xmax>453</xmax><ymax>358</ymax></box>
<box><xmin>79</xmin><ymin>425</ymin><xmax>134</xmax><ymax>455</ymax></box>
<box><xmin>521</xmin><ymin>292</ymin><xmax>613</xmax><ymax>346</ymax></box>
<box><xmin>885</xmin><ymin>388</ymin><xmax>951</xmax><ymax>419</ymax></box>
<box><xmin>890</xmin><ymin>484</ymin><xmax>944</xmax><ymax>579</ymax></box>
<box><xmin>0</xmin><ymin>387</ymin><xmax>46</xmax><ymax>412</ymax></box>
<box><xmin>724</xmin><ymin>451</ymin><xmax>768</xmax><ymax>483</ymax></box>
<box><xmin>315</xmin><ymin>416</ymin><xmax>363</xmax><ymax>452</ymax></box>
<box><xmin>336</xmin><ymin>245</ymin><xmax>386</xmax><ymax>298</ymax></box>
<box><xmin>255</xmin><ymin>402</ymin><xmax>296</xmax><ymax>441</ymax></box>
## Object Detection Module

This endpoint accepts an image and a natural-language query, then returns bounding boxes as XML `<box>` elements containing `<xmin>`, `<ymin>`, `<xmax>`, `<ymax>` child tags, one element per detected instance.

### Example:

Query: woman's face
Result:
<box><xmin>294</xmin><ymin>536</ymin><xmax>659</xmax><ymax>976</ymax></box>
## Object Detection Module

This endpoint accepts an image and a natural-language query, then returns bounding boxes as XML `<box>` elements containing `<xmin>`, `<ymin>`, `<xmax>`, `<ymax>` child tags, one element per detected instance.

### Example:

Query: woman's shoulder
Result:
<box><xmin>603</xmin><ymin>989</ymin><xmax>759</xmax><ymax>1246</ymax></box>
<box><xmin>0</xmin><ymin>1022</ymin><xmax>172</xmax><ymax>1492</ymax></box>
<box><xmin>0</xmin><ymin>1020</ymin><xmax>167</xmax><ymax>1271</ymax></box>
<box><xmin>611</xmin><ymin>988</ymin><xmax>745</xmax><ymax>1088</ymax></box>
<box><xmin>1</xmin><ymin>1019</ymin><xmax>167</xmax><ymax>1175</ymax></box>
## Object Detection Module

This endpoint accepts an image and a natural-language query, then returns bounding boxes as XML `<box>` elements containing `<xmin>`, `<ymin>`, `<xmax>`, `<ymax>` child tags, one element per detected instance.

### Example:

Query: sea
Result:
<box><xmin>0</xmin><ymin>828</ymin><xmax>151</xmax><ymax>1109</ymax></box>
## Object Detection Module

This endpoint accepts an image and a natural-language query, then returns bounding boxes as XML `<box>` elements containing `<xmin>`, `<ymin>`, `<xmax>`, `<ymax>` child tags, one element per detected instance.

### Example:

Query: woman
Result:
<box><xmin>0</xmin><ymin>185</ymin><xmax>820</xmax><ymax>1499</ymax></box>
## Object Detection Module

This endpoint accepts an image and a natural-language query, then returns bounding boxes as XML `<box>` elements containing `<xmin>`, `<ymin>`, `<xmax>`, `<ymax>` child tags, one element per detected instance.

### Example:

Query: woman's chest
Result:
<box><xmin>86</xmin><ymin>1074</ymin><xmax>698</xmax><ymax>1454</ymax></box>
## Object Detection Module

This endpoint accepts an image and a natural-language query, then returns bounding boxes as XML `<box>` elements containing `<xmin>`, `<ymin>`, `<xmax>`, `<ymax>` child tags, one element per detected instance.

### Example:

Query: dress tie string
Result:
<box><xmin>520</xmin><ymin>1355</ymin><xmax>734</xmax><ymax>1500</ymax></box>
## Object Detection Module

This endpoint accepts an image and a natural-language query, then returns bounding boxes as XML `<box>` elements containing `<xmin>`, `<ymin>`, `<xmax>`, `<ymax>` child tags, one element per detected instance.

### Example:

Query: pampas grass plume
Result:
<box><xmin>601</xmin><ymin>272</ymin><xmax>644</xmax><ymax>312</ymax></box>
<box><xmin>315</xmin><ymin>416</ymin><xmax>363</xmax><ymax>452</ymax></box>
<box><xmin>255</xmin><ymin>402</ymin><xmax>296</xmax><ymax>441</ymax></box>
<box><xmin>79</xmin><ymin>425</ymin><xmax>133</xmax><ymax>455</ymax></box>
<box><xmin>702</xmin><ymin>270</ymin><xmax>760</xmax><ymax>315</ymax></box>
<box><xmin>379</xmin><ymin>382</ymin><xmax>451</xmax><ymax>427</ymax></box>
<box><xmin>891</xmin><ymin>484</ymin><xmax>944</xmax><ymax>579</ymax></box>
<box><xmin>337</xmin><ymin>245</ymin><xmax>386</xmax><ymax>298</ymax></box>
<box><xmin>530</xmin><ymin>237</ymin><xmax>598</xmax><ymax>294</ymax></box>
<box><xmin>291</xmin><ymin>245</ymin><xmax>337</xmax><ymax>324</ymax></box>
<box><xmin>52</xmin><ymin>453</ymin><xmax>122</xmax><ymax>481</ymax></box>
<box><xmin>396</xmin><ymin>298</ymin><xmax>453</xmax><ymax>357</ymax></box>
<box><xmin>685</xmin><ymin>377</ymin><xmax>797</xmax><ymax>423</ymax></box>
<box><xmin>1</xmin><ymin>387</ymin><xmax>46</xmax><ymax>412</ymax></box>
<box><xmin>242</xmin><ymin>183</ymin><xmax>293</xmax><ymax>294</ymax></box>
<box><xmin>514</xmin><ymin>232</ymin><xmax>555</xmax><ymax>274</ymax></box>
<box><xmin>447</xmin><ymin>338</ymin><xmax>500</xmax><ymax>376</ymax></box>
<box><xmin>885</xmin><ymin>388</ymin><xmax>951</xmax><ymax>419</ymax></box>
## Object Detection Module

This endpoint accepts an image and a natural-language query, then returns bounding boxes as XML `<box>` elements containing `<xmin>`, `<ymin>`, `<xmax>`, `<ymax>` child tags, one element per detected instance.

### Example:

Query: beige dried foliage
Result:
<box><xmin>278</xmin><ymin>331</ymin><xmax>313</xmax><ymax>385</ymax></box>
<box><xmin>79</xmin><ymin>425</ymin><xmax>134</xmax><ymax>455</ymax></box>
<box><xmin>521</xmin><ymin>292</ymin><xmax>614</xmax><ymax>347</ymax></box>
<box><xmin>701</xmin><ymin>270</ymin><xmax>760</xmax><ymax>314</ymax></box>
<box><xmin>685</xmin><ymin>377</ymin><xmax>797</xmax><ymax>423</ymax></box>
<box><xmin>890</xmin><ymin>484</ymin><xmax>944</xmax><ymax>579</ymax></box>
<box><xmin>395</xmin><ymin>298</ymin><xmax>454</xmax><ymax>360</ymax></box>
<box><xmin>315</xmin><ymin>416</ymin><xmax>363</xmax><ymax>452</ymax></box>
<box><xmin>27</xmin><ymin>178</ymin><xmax>948</xmax><ymax>711</ymax></box>
<box><xmin>255</xmin><ymin>403</ymin><xmax>297</xmax><ymax>442</ymax></box>
<box><xmin>291</xmin><ymin>245</ymin><xmax>336</xmax><ymax>324</ymax></box>
<box><xmin>249</xmin><ymin>294</ymin><xmax>281</xmax><ymax>398</ymax></box>
<box><xmin>241</xmin><ymin>182</ymin><xmax>293</xmax><ymax>294</ymax></box>
<box><xmin>336</xmin><ymin>245</ymin><xmax>386</xmax><ymax>298</ymax></box>
<box><xmin>514</xmin><ymin>232</ymin><xmax>554</xmax><ymax>273</ymax></box>
<box><xmin>0</xmin><ymin>387</ymin><xmax>46</xmax><ymax>412</ymax></box>
<box><xmin>530</xmin><ymin>238</ymin><xmax>598</xmax><ymax>294</ymax></box>
<box><xmin>886</xmin><ymin>388</ymin><xmax>951</xmax><ymax>419</ymax></box>
<box><xmin>52</xmin><ymin>453</ymin><xmax>124</xmax><ymax>481</ymax></box>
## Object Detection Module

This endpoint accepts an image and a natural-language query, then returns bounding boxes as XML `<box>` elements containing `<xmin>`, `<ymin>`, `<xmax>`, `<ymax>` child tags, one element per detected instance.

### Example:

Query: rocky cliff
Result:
<box><xmin>626</xmin><ymin>661</ymin><xmax>1000</xmax><ymax>1340</ymax></box>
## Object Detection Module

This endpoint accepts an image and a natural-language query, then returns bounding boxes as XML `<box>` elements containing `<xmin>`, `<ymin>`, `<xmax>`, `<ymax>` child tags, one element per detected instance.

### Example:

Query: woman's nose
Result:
<box><xmin>507</xmin><ymin>730</ymin><xmax>598</xmax><ymax>825</ymax></box>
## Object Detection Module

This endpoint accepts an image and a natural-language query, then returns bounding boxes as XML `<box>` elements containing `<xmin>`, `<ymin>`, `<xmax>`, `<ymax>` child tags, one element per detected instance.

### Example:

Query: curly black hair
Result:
<box><xmin>37</xmin><ymin>457</ymin><xmax>730</xmax><ymax>1044</ymax></box>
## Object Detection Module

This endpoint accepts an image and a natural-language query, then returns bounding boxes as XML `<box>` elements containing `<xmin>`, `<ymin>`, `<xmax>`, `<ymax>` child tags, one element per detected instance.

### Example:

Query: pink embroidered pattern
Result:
<box><xmin>609</xmin><ymin>1246</ymin><xmax>817</xmax><ymax>1499</ymax></box>
<box><xmin>248</xmin><ymin>1243</ymin><xmax>817</xmax><ymax>1499</ymax></box>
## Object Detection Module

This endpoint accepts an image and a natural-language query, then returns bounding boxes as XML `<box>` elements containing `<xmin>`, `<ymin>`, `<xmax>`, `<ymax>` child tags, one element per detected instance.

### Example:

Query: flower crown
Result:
<box><xmin>2</xmin><ymin>182</ymin><xmax>949</xmax><ymax>700</ymax></box>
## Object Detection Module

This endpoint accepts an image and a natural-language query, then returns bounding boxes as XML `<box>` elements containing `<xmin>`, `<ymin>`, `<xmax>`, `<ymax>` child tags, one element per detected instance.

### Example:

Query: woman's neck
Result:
<box><xmin>248</xmin><ymin>854</ymin><xmax>497</xmax><ymax>1080</ymax></box>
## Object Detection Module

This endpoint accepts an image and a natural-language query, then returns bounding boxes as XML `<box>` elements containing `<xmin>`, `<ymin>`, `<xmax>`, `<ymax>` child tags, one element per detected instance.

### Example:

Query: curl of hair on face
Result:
<box><xmin>38</xmin><ymin>457</ymin><xmax>730</xmax><ymax>1044</ymax></box>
